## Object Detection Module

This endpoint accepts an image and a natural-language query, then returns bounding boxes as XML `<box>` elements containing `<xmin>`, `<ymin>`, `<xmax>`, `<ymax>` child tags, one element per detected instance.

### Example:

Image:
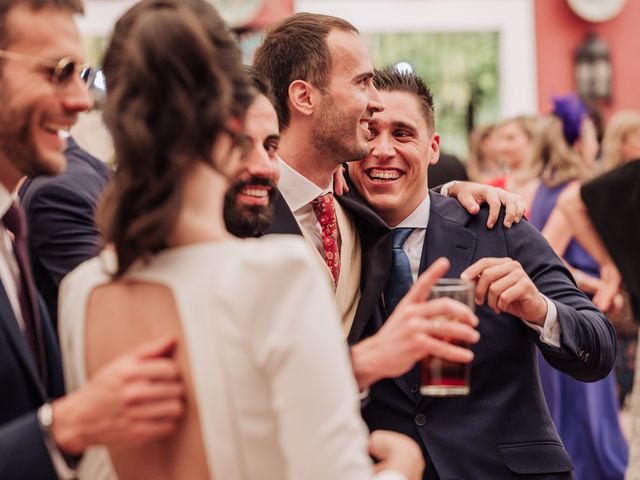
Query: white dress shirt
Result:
<box><xmin>277</xmin><ymin>157</ymin><xmax>335</xmax><ymax>256</ymax></box>
<box><xmin>394</xmin><ymin>195</ymin><xmax>561</xmax><ymax>347</ymax></box>
<box><xmin>0</xmin><ymin>183</ymin><xmax>25</xmax><ymax>330</ymax></box>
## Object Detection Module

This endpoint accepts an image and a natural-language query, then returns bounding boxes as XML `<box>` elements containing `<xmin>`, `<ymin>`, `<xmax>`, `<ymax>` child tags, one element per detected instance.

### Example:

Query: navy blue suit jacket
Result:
<box><xmin>355</xmin><ymin>192</ymin><xmax>616</xmax><ymax>480</ymax></box>
<box><xmin>0</xmin><ymin>284</ymin><xmax>65</xmax><ymax>479</ymax></box>
<box><xmin>19</xmin><ymin>138</ymin><xmax>111</xmax><ymax>327</ymax></box>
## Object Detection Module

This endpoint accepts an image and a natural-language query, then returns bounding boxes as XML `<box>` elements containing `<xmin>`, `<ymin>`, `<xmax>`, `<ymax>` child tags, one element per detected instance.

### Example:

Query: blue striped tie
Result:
<box><xmin>384</xmin><ymin>228</ymin><xmax>414</xmax><ymax>315</ymax></box>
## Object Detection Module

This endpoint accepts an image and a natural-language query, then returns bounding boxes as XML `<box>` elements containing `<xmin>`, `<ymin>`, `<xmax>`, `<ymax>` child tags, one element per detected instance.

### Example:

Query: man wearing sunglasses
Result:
<box><xmin>0</xmin><ymin>2</ymin><xmax>185</xmax><ymax>479</ymax></box>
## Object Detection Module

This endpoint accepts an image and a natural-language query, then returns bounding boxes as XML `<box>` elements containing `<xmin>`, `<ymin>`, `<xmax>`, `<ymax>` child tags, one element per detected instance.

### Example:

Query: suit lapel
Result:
<box><xmin>420</xmin><ymin>192</ymin><xmax>478</xmax><ymax>278</ymax></box>
<box><xmin>339</xmin><ymin>191</ymin><xmax>392</xmax><ymax>344</ymax></box>
<box><xmin>264</xmin><ymin>191</ymin><xmax>302</xmax><ymax>236</ymax></box>
<box><xmin>0</xmin><ymin>282</ymin><xmax>45</xmax><ymax>399</ymax></box>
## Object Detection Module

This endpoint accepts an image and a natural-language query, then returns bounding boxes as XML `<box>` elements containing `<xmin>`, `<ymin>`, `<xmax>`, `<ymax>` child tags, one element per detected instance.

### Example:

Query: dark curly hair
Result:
<box><xmin>98</xmin><ymin>0</ymin><xmax>252</xmax><ymax>277</ymax></box>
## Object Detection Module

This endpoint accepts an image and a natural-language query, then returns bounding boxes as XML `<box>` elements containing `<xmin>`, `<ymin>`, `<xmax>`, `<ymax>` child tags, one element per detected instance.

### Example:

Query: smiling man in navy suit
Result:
<box><xmin>346</xmin><ymin>67</ymin><xmax>616</xmax><ymax>480</ymax></box>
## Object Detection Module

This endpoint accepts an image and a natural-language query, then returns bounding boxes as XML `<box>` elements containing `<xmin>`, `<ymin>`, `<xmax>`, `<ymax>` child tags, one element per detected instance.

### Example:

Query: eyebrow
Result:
<box><xmin>353</xmin><ymin>71</ymin><xmax>373</xmax><ymax>83</ymax></box>
<box><xmin>265</xmin><ymin>134</ymin><xmax>280</xmax><ymax>142</ymax></box>
<box><xmin>389</xmin><ymin>120</ymin><xmax>418</xmax><ymax>134</ymax></box>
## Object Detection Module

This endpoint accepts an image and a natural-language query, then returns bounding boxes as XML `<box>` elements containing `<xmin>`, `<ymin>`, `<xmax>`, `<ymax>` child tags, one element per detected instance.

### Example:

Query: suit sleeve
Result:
<box><xmin>0</xmin><ymin>412</ymin><xmax>57</xmax><ymax>479</ymax></box>
<box><xmin>25</xmin><ymin>182</ymin><xmax>102</xmax><ymax>286</ymax></box>
<box><xmin>505</xmin><ymin>219</ymin><xmax>616</xmax><ymax>382</ymax></box>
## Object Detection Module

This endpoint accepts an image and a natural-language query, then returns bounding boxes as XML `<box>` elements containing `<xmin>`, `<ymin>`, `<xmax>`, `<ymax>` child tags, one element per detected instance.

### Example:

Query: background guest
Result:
<box><xmin>527</xmin><ymin>94</ymin><xmax>627</xmax><ymax>480</ymax></box>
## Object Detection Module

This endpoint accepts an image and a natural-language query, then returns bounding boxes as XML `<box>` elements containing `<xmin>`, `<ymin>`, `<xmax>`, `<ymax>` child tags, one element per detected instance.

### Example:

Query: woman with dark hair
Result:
<box><xmin>55</xmin><ymin>1</ymin><xmax>461</xmax><ymax>479</ymax></box>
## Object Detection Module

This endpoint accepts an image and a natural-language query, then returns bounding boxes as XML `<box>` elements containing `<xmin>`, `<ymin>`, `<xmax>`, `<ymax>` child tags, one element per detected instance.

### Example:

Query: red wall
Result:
<box><xmin>534</xmin><ymin>0</ymin><xmax>640</xmax><ymax>119</ymax></box>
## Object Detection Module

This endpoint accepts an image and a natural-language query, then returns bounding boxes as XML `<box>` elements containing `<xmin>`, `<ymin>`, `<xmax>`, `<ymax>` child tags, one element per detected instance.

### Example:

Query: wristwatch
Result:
<box><xmin>37</xmin><ymin>402</ymin><xmax>79</xmax><ymax>480</ymax></box>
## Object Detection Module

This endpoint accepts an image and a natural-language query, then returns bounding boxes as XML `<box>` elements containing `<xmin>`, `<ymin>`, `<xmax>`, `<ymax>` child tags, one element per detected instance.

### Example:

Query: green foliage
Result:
<box><xmin>365</xmin><ymin>31</ymin><xmax>500</xmax><ymax>159</ymax></box>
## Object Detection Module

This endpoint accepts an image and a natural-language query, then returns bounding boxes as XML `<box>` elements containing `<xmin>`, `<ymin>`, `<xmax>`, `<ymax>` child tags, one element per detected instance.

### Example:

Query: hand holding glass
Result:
<box><xmin>421</xmin><ymin>278</ymin><xmax>476</xmax><ymax>396</ymax></box>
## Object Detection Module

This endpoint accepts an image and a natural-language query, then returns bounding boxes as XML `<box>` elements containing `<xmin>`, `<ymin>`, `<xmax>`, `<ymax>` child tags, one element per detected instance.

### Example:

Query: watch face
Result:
<box><xmin>567</xmin><ymin>0</ymin><xmax>627</xmax><ymax>22</ymax></box>
<box><xmin>208</xmin><ymin>0</ymin><xmax>263</xmax><ymax>27</ymax></box>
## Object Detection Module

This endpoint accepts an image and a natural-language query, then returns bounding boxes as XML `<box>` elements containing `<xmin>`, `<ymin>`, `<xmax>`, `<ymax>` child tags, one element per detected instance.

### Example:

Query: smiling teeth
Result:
<box><xmin>58</xmin><ymin>130</ymin><xmax>70</xmax><ymax>140</ymax></box>
<box><xmin>369</xmin><ymin>170</ymin><xmax>400</xmax><ymax>180</ymax></box>
<box><xmin>241</xmin><ymin>188</ymin><xmax>268</xmax><ymax>198</ymax></box>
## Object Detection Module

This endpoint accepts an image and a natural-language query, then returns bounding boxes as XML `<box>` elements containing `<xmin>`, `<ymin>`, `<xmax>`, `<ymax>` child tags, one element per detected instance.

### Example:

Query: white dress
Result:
<box><xmin>58</xmin><ymin>236</ymin><xmax>398</xmax><ymax>480</ymax></box>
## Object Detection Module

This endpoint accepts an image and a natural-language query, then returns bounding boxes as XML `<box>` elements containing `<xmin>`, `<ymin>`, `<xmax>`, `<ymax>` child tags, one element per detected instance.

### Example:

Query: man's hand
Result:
<box><xmin>593</xmin><ymin>261</ymin><xmax>622</xmax><ymax>313</ymax></box>
<box><xmin>351</xmin><ymin>258</ymin><xmax>480</xmax><ymax>390</ymax></box>
<box><xmin>51</xmin><ymin>336</ymin><xmax>184</xmax><ymax>455</ymax></box>
<box><xmin>369</xmin><ymin>430</ymin><xmax>424</xmax><ymax>480</ymax></box>
<box><xmin>461</xmin><ymin>258</ymin><xmax>548</xmax><ymax>326</ymax></box>
<box><xmin>333</xmin><ymin>164</ymin><xmax>349</xmax><ymax>196</ymax></box>
<box><xmin>447</xmin><ymin>182</ymin><xmax>526</xmax><ymax>228</ymax></box>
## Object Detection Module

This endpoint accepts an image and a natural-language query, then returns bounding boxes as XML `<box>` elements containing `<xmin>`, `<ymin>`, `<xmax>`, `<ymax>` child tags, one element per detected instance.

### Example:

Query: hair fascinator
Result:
<box><xmin>551</xmin><ymin>94</ymin><xmax>588</xmax><ymax>146</ymax></box>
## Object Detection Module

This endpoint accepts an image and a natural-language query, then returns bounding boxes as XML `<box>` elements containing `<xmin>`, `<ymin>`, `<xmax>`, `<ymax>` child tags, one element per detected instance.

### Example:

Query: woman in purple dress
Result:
<box><xmin>528</xmin><ymin>95</ymin><xmax>628</xmax><ymax>480</ymax></box>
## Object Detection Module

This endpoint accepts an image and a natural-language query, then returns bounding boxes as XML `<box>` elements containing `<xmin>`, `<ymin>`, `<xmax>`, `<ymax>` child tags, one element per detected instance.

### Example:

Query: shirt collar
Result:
<box><xmin>277</xmin><ymin>156</ymin><xmax>334</xmax><ymax>213</ymax></box>
<box><xmin>394</xmin><ymin>194</ymin><xmax>430</xmax><ymax>229</ymax></box>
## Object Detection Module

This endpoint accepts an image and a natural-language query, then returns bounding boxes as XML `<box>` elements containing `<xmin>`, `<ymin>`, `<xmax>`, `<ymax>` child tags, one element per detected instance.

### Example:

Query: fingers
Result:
<box><xmin>462</xmin><ymin>258</ymin><xmax>509</xmax><ymax>303</ymax></box>
<box><xmin>420</xmin><ymin>334</ymin><xmax>475</xmax><ymax>364</ymax></box>
<box><xmin>398</xmin><ymin>257</ymin><xmax>449</xmax><ymax>308</ymax></box>
<box><xmin>368</xmin><ymin>430</ymin><xmax>422</xmax><ymax>466</ymax></box>
<box><xmin>123</xmin><ymin>381</ymin><xmax>184</xmax><ymax>406</ymax></box>
<box><xmin>126</xmin><ymin>399</ymin><xmax>184</xmax><ymax>421</ymax></box>
<box><xmin>502</xmin><ymin>195</ymin><xmax>517</xmax><ymax>228</ymax></box>
<box><xmin>484</xmin><ymin>270</ymin><xmax>522</xmax><ymax>313</ymax></box>
<box><xmin>497</xmin><ymin>189</ymin><xmax>526</xmax><ymax>227</ymax></box>
<box><xmin>132</xmin><ymin>336</ymin><xmax>177</xmax><ymax>360</ymax></box>
<box><xmin>484</xmin><ymin>188</ymin><xmax>501</xmax><ymax>229</ymax></box>
<box><xmin>333</xmin><ymin>165</ymin><xmax>348</xmax><ymax>196</ymax></box>
<box><xmin>405</xmin><ymin>298</ymin><xmax>479</xmax><ymax>329</ymax></box>
<box><xmin>423</xmin><ymin>315</ymin><xmax>480</xmax><ymax>345</ymax></box>
<box><xmin>456</xmin><ymin>191</ymin><xmax>480</xmax><ymax>215</ymax></box>
<box><xmin>125</xmin><ymin>358</ymin><xmax>181</xmax><ymax>382</ymax></box>
<box><xmin>593</xmin><ymin>287</ymin><xmax>616</xmax><ymax>313</ymax></box>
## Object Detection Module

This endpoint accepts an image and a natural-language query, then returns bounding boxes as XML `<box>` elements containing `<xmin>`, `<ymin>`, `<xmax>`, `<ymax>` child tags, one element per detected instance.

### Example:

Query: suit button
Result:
<box><xmin>410</xmin><ymin>384</ymin><xmax>420</xmax><ymax>394</ymax></box>
<box><xmin>415</xmin><ymin>414</ymin><xmax>427</xmax><ymax>426</ymax></box>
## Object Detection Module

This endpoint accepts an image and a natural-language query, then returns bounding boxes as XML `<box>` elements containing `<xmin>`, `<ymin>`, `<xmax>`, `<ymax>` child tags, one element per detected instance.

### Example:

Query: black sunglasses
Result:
<box><xmin>0</xmin><ymin>49</ymin><xmax>96</xmax><ymax>87</ymax></box>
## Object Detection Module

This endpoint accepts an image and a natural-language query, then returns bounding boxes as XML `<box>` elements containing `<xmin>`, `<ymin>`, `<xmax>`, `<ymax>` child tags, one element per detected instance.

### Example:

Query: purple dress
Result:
<box><xmin>529</xmin><ymin>182</ymin><xmax>628</xmax><ymax>480</ymax></box>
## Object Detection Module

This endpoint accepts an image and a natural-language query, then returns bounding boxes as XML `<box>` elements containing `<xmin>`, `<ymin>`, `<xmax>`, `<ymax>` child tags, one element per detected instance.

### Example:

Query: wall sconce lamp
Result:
<box><xmin>574</xmin><ymin>33</ymin><xmax>612</xmax><ymax>102</ymax></box>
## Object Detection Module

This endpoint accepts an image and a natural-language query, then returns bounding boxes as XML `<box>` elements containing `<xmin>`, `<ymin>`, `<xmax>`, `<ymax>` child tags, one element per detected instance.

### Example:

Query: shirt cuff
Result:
<box><xmin>38</xmin><ymin>403</ymin><xmax>80</xmax><ymax>480</ymax></box>
<box><xmin>521</xmin><ymin>296</ymin><xmax>561</xmax><ymax>348</ymax></box>
<box><xmin>375</xmin><ymin>469</ymin><xmax>409</xmax><ymax>480</ymax></box>
<box><xmin>439</xmin><ymin>180</ymin><xmax>458</xmax><ymax>197</ymax></box>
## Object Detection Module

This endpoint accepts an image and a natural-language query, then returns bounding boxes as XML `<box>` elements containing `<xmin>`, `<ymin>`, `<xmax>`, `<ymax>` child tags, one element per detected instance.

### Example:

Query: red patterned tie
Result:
<box><xmin>312</xmin><ymin>193</ymin><xmax>340</xmax><ymax>286</ymax></box>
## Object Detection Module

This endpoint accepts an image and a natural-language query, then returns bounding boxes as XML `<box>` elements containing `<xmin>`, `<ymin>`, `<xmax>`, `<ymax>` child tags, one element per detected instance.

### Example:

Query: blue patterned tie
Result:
<box><xmin>384</xmin><ymin>228</ymin><xmax>414</xmax><ymax>314</ymax></box>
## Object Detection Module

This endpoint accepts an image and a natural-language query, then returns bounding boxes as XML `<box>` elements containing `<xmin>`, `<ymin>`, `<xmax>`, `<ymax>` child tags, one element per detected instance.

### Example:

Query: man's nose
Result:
<box><xmin>367</xmin><ymin>84</ymin><xmax>385</xmax><ymax>114</ymax></box>
<box><xmin>247</xmin><ymin>149</ymin><xmax>280</xmax><ymax>183</ymax></box>
<box><xmin>371</xmin><ymin>135</ymin><xmax>395</xmax><ymax>160</ymax></box>
<box><xmin>61</xmin><ymin>75</ymin><xmax>93</xmax><ymax>114</ymax></box>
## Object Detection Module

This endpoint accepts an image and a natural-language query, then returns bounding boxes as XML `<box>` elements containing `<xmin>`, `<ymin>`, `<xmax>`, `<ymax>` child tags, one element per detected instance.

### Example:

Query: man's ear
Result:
<box><xmin>429</xmin><ymin>133</ymin><xmax>441</xmax><ymax>165</ymax></box>
<box><xmin>288</xmin><ymin>80</ymin><xmax>317</xmax><ymax>118</ymax></box>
